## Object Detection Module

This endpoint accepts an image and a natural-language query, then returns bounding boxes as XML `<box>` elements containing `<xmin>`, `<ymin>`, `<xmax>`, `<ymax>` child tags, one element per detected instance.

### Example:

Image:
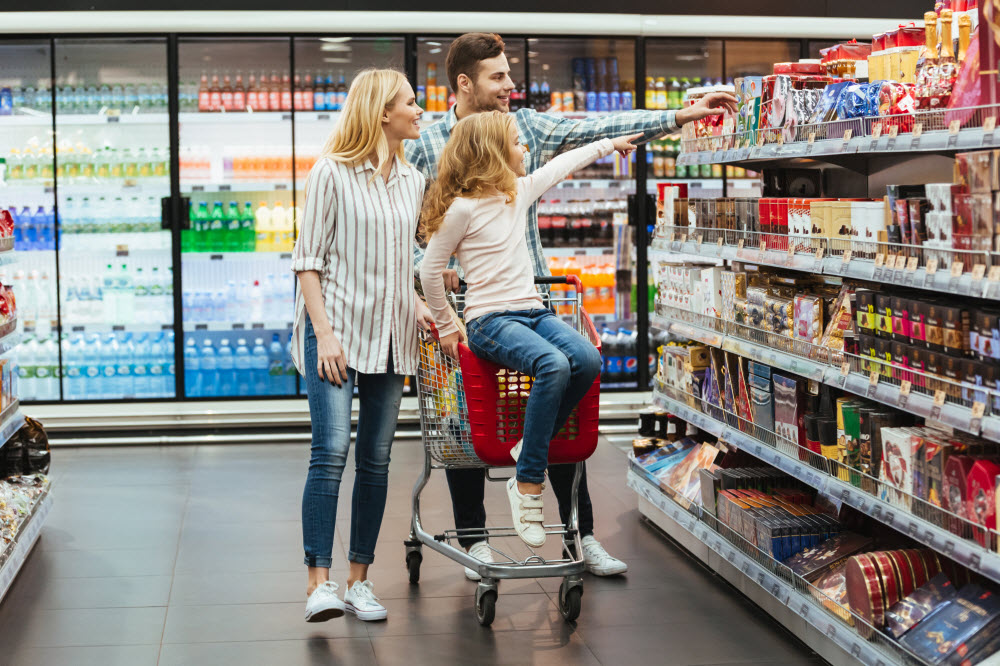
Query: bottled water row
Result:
<box><xmin>60</xmin><ymin>196</ymin><xmax>166</xmax><ymax>238</ymax></box>
<box><xmin>19</xmin><ymin>330</ymin><xmax>176</xmax><ymax>401</ymax></box>
<box><xmin>9</xmin><ymin>205</ymin><xmax>55</xmax><ymax>251</ymax></box>
<box><xmin>184</xmin><ymin>334</ymin><xmax>295</xmax><ymax>397</ymax></box>
<box><xmin>63</xmin><ymin>264</ymin><xmax>174</xmax><ymax>326</ymax></box>
<box><xmin>182</xmin><ymin>274</ymin><xmax>293</xmax><ymax>324</ymax></box>
<box><xmin>0</xmin><ymin>81</ymin><xmax>169</xmax><ymax>116</ymax></box>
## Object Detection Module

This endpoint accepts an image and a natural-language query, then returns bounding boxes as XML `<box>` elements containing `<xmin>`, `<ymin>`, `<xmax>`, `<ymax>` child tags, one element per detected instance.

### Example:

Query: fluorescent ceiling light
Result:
<box><xmin>320</xmin><ymin>37</ymin><xmax>351</xmax><ymax>43</ymax></box>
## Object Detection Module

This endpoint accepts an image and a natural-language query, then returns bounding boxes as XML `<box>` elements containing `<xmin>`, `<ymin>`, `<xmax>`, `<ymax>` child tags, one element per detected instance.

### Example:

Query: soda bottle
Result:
<box><xmin>336</xmin><ymin>71</ymin><xmax>347</xmax><ymax>110</ymax></box>
<box><xmin>529</xmin><ymin>78</ymin><xmax>540</xmax><ymax>109</ymax></box>
<box><xmin>281</xmin><ymin>73</ymin><xmax>293</xmax><ymax>111</ymax></box>
<box><xmin>251</xmin><ymin>338</ymin><xmax>269</xmax><ymax>396</ymax></box>
<box><xmin>221</xmin><ymin>74</ymin><xmax>234</xmax><ymax>112</ymax></box>
<box><xmin>255</xmin><ymin>202</ymin><xmax>270</xmax><ymax>251</ymax></box>
<box><xmin>206</xmin><ymin>201</ymin><xmax>222</xmax><ymax>252</ymax></box>
<box><xmin>247</xmin><ymin>73</ymin><xmax>259</xmax><ymax>111</ymax></box>
<box><xmin>668</xmin><ymin>77</ymin><xmax>682</xmax><ymax>110</ymax></box>
<box><xmin>600</xmin><ymin>328</ymin><xmax>618</xmax><ymax>383</ymax></box>
<box><xmin>233</xmin><ymin>72</ymin><xmax>246</xmax><ymax>111</ymax></box>
<box><xmin>241</xmin><ymin>201</ymin><xmax>255</xmax><ymax>251</ymax></box>
<box><xmin>268</xmin><ymin>333</ymin><xmax>285</xmax><ymax>395</ymax></box>
<box><xmin>655</xmin><ymin>77</ymin><xmax>668</xmax><ymax>111</ymax></box>
<box><xmin>224</xmin><ymin>201</ymin><xmax>241</xmax><ymax>252</ymax></box>
<box><xmin>268</xmin><ymin>72</ymin><xmax>281</xmax><ymax>112</ymax></box>
<box><xmin>208</xmin><ymin>72</ymin><xmax>221</xmax><ymax>112</ymax></box>
<box><xmin>325</xmin><ymin>74</ymin><xmax>337</xmax><ymax>112</ymax></box>
<box><xmin>313</xmin><ymin>73</ymin><xmax>326</xmax><ymax>111</ymax></box>
<box><xmin>540</xmin><ymin>77</ymin><xmax>552</xmax><ymax>112</ymax></box>
<box><xmin>257</xmin><ymin>72</ymin><xmax>271</xmax><ymax>112</ymax></box>
<box><xmin>619</xmin><ymin>329</ymin><xmax>638</xmax><ymax>383</ymax></box>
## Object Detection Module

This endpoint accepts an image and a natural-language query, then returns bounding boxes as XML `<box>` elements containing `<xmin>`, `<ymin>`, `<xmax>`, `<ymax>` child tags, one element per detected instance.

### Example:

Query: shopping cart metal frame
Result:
<box><xmin>405</xmin><ymin>276</ymin><xmax>597</xmax><ymax>626</ymax></box>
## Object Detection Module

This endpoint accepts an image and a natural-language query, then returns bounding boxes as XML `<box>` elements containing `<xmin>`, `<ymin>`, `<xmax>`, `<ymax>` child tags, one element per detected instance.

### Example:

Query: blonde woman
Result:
<box><xmin>291</xmin><ymin>68</ymin><xmax>433</xmax><ymax>624</ymax></box>
<box><xmin>420</xmin><ymin>111</ymin><xmax>638</xmax><ymax>547</ymax></box>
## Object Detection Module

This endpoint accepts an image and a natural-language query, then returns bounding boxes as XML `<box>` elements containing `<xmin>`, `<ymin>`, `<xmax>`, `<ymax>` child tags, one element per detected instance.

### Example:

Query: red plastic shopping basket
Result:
<box><xmin>455</xmin><ymin>276</ymin><xmax>602</xmax><ymax>467</ymax></box>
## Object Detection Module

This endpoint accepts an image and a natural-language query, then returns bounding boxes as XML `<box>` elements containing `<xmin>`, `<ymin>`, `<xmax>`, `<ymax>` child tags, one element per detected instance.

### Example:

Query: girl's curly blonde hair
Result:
<box><xmin>420</xmin><ymin>111</ymin><xmax>518</xmax><ymax>240</ymax></box>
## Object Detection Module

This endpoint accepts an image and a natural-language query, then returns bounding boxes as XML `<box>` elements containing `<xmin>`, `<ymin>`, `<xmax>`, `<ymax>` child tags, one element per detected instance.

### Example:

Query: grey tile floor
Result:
<box><xmin>0</xmin><ymin>436</ymin><xmax>827</xmax><ymax>666</ymax></box>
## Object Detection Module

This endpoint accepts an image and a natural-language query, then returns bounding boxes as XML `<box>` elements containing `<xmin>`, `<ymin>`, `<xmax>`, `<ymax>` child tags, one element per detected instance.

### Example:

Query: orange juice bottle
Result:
<box><xmin>581</xmin><ymin>263</ymin><xmax>598</xmax><ymax>313</ymax></box>
<box><xmin>563</xmin><ymin>257</ymin><xmax>582</xmax><ymax>315</ymax></box>
<box><xmin>549</xmin><ymin>257</ymin><xmax>567</xmax><ymax>312</ymax></box>
<box><xmin>596</xmin><ymin>263</ymin><xmax>615</xmax><ymax>314</ymax></box>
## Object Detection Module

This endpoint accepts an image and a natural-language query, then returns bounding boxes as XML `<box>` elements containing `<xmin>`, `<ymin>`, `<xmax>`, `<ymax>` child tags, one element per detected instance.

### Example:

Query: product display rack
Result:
<box><xmin>650</xmin><ymin>381</ymin><xmax>1000</xmax><ymax>586</ymax></box>
<box><xmin>0</xmin><ymin>488</ymin><xmax>51</xmax><ymax>603</ymax></box>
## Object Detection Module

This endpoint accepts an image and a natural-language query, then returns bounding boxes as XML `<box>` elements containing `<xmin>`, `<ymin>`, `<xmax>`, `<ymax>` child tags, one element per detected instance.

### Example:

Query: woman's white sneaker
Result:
<box><xmin>506</xmin><ymin>477</ymin><xmax>546</xmax><ymax>547</ymax></box>
<box><xmin>464</xmin><ymin>540</ymin><xmax>494</xmax><ymax>581</ymax></box>
<box><xmin>344</xmin><ymin>580</ymin><xmax>388</xmax><ymax>621</ymax></box>
<box><xmin>304</xmin><ymin>581</ymin><xmax>346</xmax><ymax>622</ymax></box>
<box><xmin>581</xmin><ymin>535</ymin><xmax>629</xmax><ymax>576</ymax></box>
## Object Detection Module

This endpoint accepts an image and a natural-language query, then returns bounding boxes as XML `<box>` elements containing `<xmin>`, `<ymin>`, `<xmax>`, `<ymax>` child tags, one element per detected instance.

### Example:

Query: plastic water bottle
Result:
<box><xmin>284</xmin><ymin>336</ymin><xmax>297</xmax><ymax>395</ymax></box>
<box><xmin>82</xmin><ymin>334</ymin><xmax>101</xmax><ymax>398</ymax></box>
<box><xmin>184</xmin><ymin>338</ymin><xmax>201</xmax><ymax>398</ymax></box>
<box><xmin>117</xmin><ymin>333</ymin><xmax>136</xmax><ymax>398</ymax></box>
<box><xmin>234</xmin><ymin>338</ymin><xmax>251</xmax><ymax>396</ymax></box>
<box><xmin>117</xmin><ymin>264</ymin><xmax>135</xmax><ymax>325</ymax></box>
<box><xmin>225</xmin><ymin>280</ymin><xmax>238</xmax><ymax>322</ymax></box>
<box><xmin>268</xmin><ymin>333</ymin><xmax>284</xmax><ymax>395</ymax></box>
<box><xmin>18</xmin><ymin>336</ymin><xmax>38</xmax><ymax>401</ymax></box>
<box><xmin>148</xmin><ymin>332</ymin><xmax>164</xmax><ymax>397</ymax></box>
<box><xmin>216</xmin><ymin>338</ymin><xmax>235</xmax><ymax>397</ymax></box>
<box><xmin>20</xmin><ymin>206</ymin><xmax>35</xmax><ymax>251</ymax></box>
<box><xmin>98</xmin><ymin>334</ymin><xmax>117</xmax><ymax>398</ymax></box>
<box><xmin>165</xmin><ymin>330</ymin><xmax>176</xmax><ymax>397</ymax></box>
<box><xmin>200</xmin><ymin>339</ymin><xmax>218</xmax><ymax>397</ymax></box>
<box><xmin>251</xmin><ymin>338</ymin><xmax>268</xmax><ymax>396</ymax></box>
<box><xmin>133</xmin><ymin>333</ymin><xmax>151</xmax><ymax>398</ymax></box>
<box><xmin>64</xmin><ymin>334</ymin><xmax>83</xmax><ymax>400</ymax></box>
<box><xmin>249</xmin><ymin>280</ymin><xmax>263</xmax><ymax>323</ymax></box>
<box><xmin>39</xmin><ymin>336</ymin><xmax>59</xmax><ymax>400</ymax></box>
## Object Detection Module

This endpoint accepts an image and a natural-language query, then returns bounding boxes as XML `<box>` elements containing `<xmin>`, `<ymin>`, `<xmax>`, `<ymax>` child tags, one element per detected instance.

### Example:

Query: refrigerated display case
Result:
<box><xmin>1</xmin><ymin>41</ymin><xmax>54</xmax><ymax>401</ymax></box>
<box><xmin>0</xmin><ymin>29</ymin><xmax>860</xmax><ymax>404</ymax></box>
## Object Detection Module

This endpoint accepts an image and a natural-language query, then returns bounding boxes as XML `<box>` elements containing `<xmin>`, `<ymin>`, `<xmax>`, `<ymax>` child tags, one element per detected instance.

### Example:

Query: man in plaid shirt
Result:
<box><xmin>408</xmin><ymin>33</ymin><xmax>735</xmax><ymax>578</ymax></box>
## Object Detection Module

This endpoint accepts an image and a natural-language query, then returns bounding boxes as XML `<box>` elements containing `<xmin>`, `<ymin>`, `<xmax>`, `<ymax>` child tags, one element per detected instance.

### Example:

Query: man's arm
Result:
<box><xmin>530</xmin><ymin>91</ymin><xmax>738</xmax><ymax>158</ymax></box>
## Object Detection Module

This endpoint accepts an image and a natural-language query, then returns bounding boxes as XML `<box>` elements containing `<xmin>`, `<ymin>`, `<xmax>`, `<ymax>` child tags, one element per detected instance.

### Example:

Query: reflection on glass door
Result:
<box><xmin>178</xmin><ymin>38</ymin><xmax>297</xmax><ymax>399</ymax></box>
<box><xmin>529</xmin><ymin>37</ymin><xmax>637</xmax><ymax>389</ymax></box>
<box><xmin>1</xmin><ymin>41</ymin><xmax>55</xmax><ymax>403</ymax></box>
<box><xmin>54</xmin><ymin>38</ymin><xmax>175</xmax><ymax>402</ymax></box>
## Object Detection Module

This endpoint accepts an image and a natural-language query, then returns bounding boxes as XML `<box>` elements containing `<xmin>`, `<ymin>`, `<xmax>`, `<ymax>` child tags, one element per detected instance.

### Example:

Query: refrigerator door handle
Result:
<box><xmin>162</xmin><ymin>196</ymin><xmax>190</xmax><ymax>230</ymax></box>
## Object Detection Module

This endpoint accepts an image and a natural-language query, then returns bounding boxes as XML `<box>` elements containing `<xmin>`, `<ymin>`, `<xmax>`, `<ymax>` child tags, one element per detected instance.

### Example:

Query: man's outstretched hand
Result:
<box><xmin>675</xmin><ymin>91</ymin><xmax>739</xmax><ymax>126</ymax></box>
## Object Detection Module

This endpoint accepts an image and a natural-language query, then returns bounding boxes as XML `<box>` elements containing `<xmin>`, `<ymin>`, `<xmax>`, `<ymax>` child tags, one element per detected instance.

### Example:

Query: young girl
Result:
<box><xmin>292</xmin><ymin>68</ymin><xmax>433</xmax><ymax>623</ymax></box>
<box><xmin>419</xmin><ymin>111</ymin><xmax>639</xmax><ymax>547</ymax></box>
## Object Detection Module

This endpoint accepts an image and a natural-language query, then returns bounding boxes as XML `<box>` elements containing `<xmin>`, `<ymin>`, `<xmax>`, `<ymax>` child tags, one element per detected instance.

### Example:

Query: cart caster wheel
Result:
<box><xmin>406</xmin><ymin>550</ymin><xmax>422</xmax><ymax>584</ymax></box>
<box><xmin>559</xmin><ymin>581</ymin><xmax>583</xmax><ymax>622</ymax></box>
<box><xmin>476</xmin><ymin>589</ymin><xmax>497</xmax><ymax>626</ymax></box>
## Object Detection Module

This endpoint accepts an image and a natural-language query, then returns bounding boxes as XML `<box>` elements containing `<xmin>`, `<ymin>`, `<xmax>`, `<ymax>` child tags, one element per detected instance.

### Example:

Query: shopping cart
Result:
<box><xmin>405</xmin><ymin>275</ymin><xmax>601</xmax><ymax>626</ymax></box>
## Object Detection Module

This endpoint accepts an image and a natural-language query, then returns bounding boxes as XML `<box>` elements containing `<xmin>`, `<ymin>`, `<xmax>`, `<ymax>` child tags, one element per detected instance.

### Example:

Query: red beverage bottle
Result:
<box><xmin>221</xmin><ymin>74</ymin><xmax>234</xmax><ymax>112</ymax></box>
<box><xmin>293</xmin><ymin>74</ymin><xmax>303</xmax><ymax>110</ymax></box>
<box><xmin>233</xmin><ymin>72</ymin><xmax>246</xmax><ymax>111</ymax></box>
<box><xmin>209</xmin><ymin>72</ymin><xmax>222</xmax><ymax>112</ymax></box>
<box><xmin>281</xmin><ymin>73</ymin><xmax>292</xmax><ymax>111</ymax></box>
<box><xmin>268</xmin><ymin>71</ymin><xmax>281</xmax><ymax>111</ymax></box>
<box><xmin>197</xmin><ymin>73</ymin><xmax>210</xmax><ymax>112</ymax></box>
<box><xmin>302</xmin><ymin>73</ymin><xmax>314</xmax><ymax>111</ymax></box>
<box><xmin>257</xmin><ymin>72</ymin><xmax>270</xmax><ymax>111</ymax></box>
<box><xmin>246</xmin><ymin>74</ymin><xmax>258</xmax><ymax>110</ymax></box>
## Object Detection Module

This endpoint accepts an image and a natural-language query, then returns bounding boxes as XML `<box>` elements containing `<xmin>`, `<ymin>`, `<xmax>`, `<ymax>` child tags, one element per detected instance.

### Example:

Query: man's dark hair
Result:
<box><xmin>445</xmin><ymin>33</ymin><xmax>505</xmax><ymax>93</ymax></box>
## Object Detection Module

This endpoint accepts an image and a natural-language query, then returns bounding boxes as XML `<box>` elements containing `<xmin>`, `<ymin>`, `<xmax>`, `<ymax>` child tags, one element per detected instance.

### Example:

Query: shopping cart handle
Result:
<box><xmin>428</xmin><ymin>323</ymin><xmax>440</xmax><ymax>341</ymax></box>
<box><xmin>535</xmin><ymin>275</ymin><xmax>583</xmax><ymax>290</ymax></box>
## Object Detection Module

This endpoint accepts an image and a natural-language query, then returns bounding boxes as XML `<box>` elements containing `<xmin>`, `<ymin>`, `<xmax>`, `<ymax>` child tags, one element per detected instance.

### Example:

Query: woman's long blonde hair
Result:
<box><xmin>318</xmin><ymin>68</ymin><xmax>408</xmax><ymax>180</ymax></box>
<box><xmin>420</xmin><ymin>111</ymin><xmax>518</xmax><ymax>240</ymax></box>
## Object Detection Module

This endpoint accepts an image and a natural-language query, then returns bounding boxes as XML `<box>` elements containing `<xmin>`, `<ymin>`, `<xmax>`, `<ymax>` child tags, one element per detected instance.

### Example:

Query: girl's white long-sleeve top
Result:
<box><xmin>420</xmin><ymin>139</ymin><xmax>614</xmax><ymax>338</ymax></box>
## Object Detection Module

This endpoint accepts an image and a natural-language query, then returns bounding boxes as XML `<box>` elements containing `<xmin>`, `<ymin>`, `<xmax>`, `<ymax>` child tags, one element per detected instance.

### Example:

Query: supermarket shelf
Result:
<box><xmin>649</xmin><ymin>309</ymin><xmax>993</xmax><ymax>442</ymax></box>
<box><xmin>64</xmin><ymin>323</ymin><xmax>175</xmax><ymax>334</ymax></box>
<box><xmin>7</xmin><ymin>181</ymin><xmax>170</xmax><ymax>196</ymax></box>
<box><xmin>0</xmin><ymin>489</ymin><xmax>52</xmax><ymax>604</ymax></box>
<box><xmin>185</xmin><ymin>181</ymin><xmax>303</xmax><ymax>193</ymax></box>
<box><xmin>553</xmin><ymin>178</ymin><xmax>635</xmax><ymax>190</ymax></box>
<box><xmin>677</xmin><ymin>105</ymin><xmax>1000</xmax><ymax>170</ymax></box>
<box><xmin>0</xmin><ymin>248</ymin><xmax>17</xmax><ymax>267</ymax></box>
<box><xmin>627</xmin><ymin>469</ymin><xmax>905</xmax><ymax>666</ymax></box>
<box><xmin>182</xmin><ymin>251</ymin><xmax>292</xmax><ymax>261</ymax></box>
<box><xmin>542</xmin><ymin>247</ymin><xmax>614</xmax><ymax>258</ymax></box>
<box><xmin>1</xmin><ymin>111</ymin><xmax>339</xmax><ymax>127</ymax></box>
<box><xmin>0</xmin><ymin>322</ymin><xmax>22</xmax><ymax>355</ymax></box>
<box><xmin>650</xmin><ymin>386</ymin><xmax>1000</xmax><ymax>588</ymax></box>
<box><xmin>0</xmin><ymin>401</ymin><xmax>25</xmax><ymax>454</ymax></box>
<box><xmin>650</xmin><ymin>236</ymin><xmax>1000</xmax><ymax>303</ymax></box>
<box><xmin>186</xmin><ymin>321</ymin><xmax>292</xmax><ymax>332</ymax></box>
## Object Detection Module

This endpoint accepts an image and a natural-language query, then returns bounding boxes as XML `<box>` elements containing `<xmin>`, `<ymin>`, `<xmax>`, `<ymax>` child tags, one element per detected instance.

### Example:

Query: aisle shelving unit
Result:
<box><xmin>629</xmin><ymin>466</ymin><xmax>921</xmax><ymax>666</ymax></box>
<box><xmin>637</xmin><ymin>101</ymin><xmax>1000</xmax><ymax>666</ymax></box>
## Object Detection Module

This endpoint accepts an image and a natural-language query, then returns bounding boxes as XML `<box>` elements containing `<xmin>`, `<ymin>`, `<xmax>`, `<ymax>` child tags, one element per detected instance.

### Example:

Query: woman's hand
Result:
<box><xmin>440</xmin><ymin>330</ymin><xmax>465</xmax><ymax>361</ymax></box>
<box><xmin>610</xmin><ymin>132</ymin><xmax>643</xmax><ymax>158</ymax></box>
<box><xmin>316</xmin><ymin>330</ymin><xmax>350</xmax><ymax>386</ymax></box>
<box><xmin>415</xmin><ymin>298</ymin><xmax>435</xmax><ymax>332</ymax></box>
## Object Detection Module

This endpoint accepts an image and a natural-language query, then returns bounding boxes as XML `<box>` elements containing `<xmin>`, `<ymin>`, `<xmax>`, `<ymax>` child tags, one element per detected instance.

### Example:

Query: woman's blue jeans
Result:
<box><xmin>301</xmin><ymin>314</ymin><xmax>405</xmax><ymax>568</ymax></box>
<box><xmin>465</xmin><ymin>309</ymin><xmax>602</xmax><ymax>485</ymax></box>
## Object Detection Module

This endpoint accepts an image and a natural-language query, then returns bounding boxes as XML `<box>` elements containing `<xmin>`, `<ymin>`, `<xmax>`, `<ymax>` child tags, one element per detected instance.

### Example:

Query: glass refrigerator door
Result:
<box><xmin>177</xmin><ymin>38</ymin><xmax>298</xmax><ymax>400</ymax></box>
<box><xmin>53</xmin><ymin>38</ymin><xmax>175</xmax><ymax>402</ymax></box>
<box><xmin>2</xmin><ymin>41</ymin><xmax>55</xmax><ymax>403</ymax></box>
<box><xmin>645</xmin><ymin>39</ymin><xmax>724</xmax><ymax>198</ymax></box>
<box><xmin>528</xmin><ymin>37</ymin><xmax>637</xmax><ymax>389</ymax></box>
<box><xmin>293</xmin><ymin>37</ymin><xmax>407</xmax><ymax>396</ymax></box>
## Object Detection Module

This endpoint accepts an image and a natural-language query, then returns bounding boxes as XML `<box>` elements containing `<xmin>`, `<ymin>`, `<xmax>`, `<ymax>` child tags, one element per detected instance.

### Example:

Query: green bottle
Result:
<box><xmin>209</xmin><ymin>201</ymin><xmax>225</xmax><ymax>253</ymax></box>
<box><xmin>241</xmin><ymin>201</ymin><xmax>256</xmax><ymax>252</ymax></box>
<box><xmin>667</xmin><ymin>77</ymin><xmax>682</xmax><ymax>110</ymax></box>
<box><xmin>225</xmin><ymin>201</ymin><xmax>241</xmax><ymax>253</ymax></box>
<box><xmin>192</xmin><ymin>202</ymin><xmax>209</xmax><ymax>253</ymax></box>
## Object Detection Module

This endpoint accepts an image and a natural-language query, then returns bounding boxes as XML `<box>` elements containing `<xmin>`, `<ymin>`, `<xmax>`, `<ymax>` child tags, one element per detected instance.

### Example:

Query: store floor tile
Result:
<box><xmin>0</xmin><ymin>438</ymin><xmax>827</xmax><ymax>665</ymax></box>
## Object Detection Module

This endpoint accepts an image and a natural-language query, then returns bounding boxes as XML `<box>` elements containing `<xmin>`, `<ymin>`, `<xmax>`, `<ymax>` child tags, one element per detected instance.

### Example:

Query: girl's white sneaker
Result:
<box><xmin>344</xmin><ymin>580</ymin><xmax>388</xmax><ymax>622</ymax></box>
<box><xmin>304</xmin><ymin>581</ymin><xmax>346</xmax><ymax>623</ymax></box>
<box><xmin>507</xmin><ymin>477</ymin><xmax>546</xmax><ymax>548</ymax></box>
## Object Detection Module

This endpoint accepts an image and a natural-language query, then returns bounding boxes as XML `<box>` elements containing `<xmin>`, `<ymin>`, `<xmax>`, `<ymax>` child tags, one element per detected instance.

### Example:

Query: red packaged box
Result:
<box><xmin>884</xmin><ymin>29</ymin><xmax>899</xmax><ymax>50</ymax></box>
<box><xmin>873</xmin><ymin>32</ymin><xmax>887</xmax><ymax>52</ymax></box>
<box><xmin>896</xmin><ymin>23</ymin><xmax>924</xmax><ymax>48</ymax></box>
<box><xmin>774</xmin><ymin>62</ymin><xmax>794</xmax><ymax>74</ymax></box>
<box><xmin>967</xmin><ymin>459</ymin><xmax>1000</xmax><ymax>546</ymax></box>
<box><xmin>790</xmin><ymin>62</ymin><xmax>823</xmax><ymax>74</ymax></box>
<box><xmin>979</xmin><ymin>2</ymin><xmax>1000</xmax><ymax>106</ymax></box>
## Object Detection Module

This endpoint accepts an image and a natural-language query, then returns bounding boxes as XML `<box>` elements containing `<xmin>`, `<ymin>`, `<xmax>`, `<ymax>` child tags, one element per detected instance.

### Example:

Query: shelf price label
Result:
<box><xmin>973</xmin><ymin>263</ymin><xmax>987</xmax><ymax>282</ymax></box>
<box><xmin>873</xmin><ymin>253</ymin><xmax>886</xmax><ymax>280</ymax></box>
<box><xmin>759</xmin><ymin>240</ymin><xmax>767</xmax><ymax>255</ymax></box>
<box><xmin>913</xmin><ymin>122</ymin><xmax>923</xmax><ymax>140</ymax></box>
<box><xmin>808</xmin><ymin>132</ymin><xmax>816</xmax><ymax>144</ymax></box>
<box><xmin>971</xmin><ymin>401</ymin><xmax>987</xmax><ymax>433</ymax></box>
<box><xmin>696</xmin><ymin>234</ymin><xmax>704</xmax><ymax>248</ymax></box>
<box><xmin>898</xmin><ymin>380</ymin><xmax>912</xmax><ymax>409</ymax></box>
<box><xmin>843</xmin><ymin>129</ymin><xmax>853</xmax><ymax>143</ymax></box>
<box><xmin>867</xmin><ymin>371</ymin><xmax>879</xmax><ymax>398</ymax></box>
<box><xmin>871</xmin><ymin>122</ymin><xmax>883</xmax><ymax>142</ymax></box>
<box><xmin>737</xmin><ymin>239</ymin><xmax>745</xmax><ymax>251</ymax></box>
<box><xmin>814</xmin><ymin>247</ymin><xmax>825</xmax><ymax>271</ymax></box>
<box><xmin>951</xmin><ymin>260</ymin><xmax>964</xmax><ymax>278</ymax></box>
<box><xmin>930</xmin><ymin>390</ymin><xmax>947</xmax><ymax>421</ymax></box>
<box><xmin>983</xmin><ymin>116</ymin><xmax>997</xmax><ymax>146</ymax></box>
<box><xmin>949</xmin><ymin>119</ymin><xmax>962</xmax><ymax>147</ymax></box>
<box><xmin>888</xmin><ymin>125</ymin><xmax>899</xmax><ymax>138</ymax></box>
<box><xmin>926</xmin><ymin>257</ymin><xmax>939</xmax><ymax>279</ymax></box>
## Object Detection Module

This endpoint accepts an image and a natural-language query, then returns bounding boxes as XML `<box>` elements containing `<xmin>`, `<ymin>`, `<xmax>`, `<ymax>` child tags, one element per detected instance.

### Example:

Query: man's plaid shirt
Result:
<box><xmin>406</xmin><ymin>106</ymin><xmax>679</xmax><ymax>281</ymax></box>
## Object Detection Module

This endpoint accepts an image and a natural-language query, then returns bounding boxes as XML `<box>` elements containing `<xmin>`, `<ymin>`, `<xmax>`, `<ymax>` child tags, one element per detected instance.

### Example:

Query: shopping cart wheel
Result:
<box><xmin>558</xmin><ymin>578</ymin><xmax>583</xmax><ymax>622</ymax></box>
<box><xmin>475</xmin><ymin>580</ymin><xmax>498</xmax><ymax>627</ymax></box>
<box><xmin>405</xmin><ymin>550</ymin><xmax>422</xmax><ymax>585</ymax></box>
